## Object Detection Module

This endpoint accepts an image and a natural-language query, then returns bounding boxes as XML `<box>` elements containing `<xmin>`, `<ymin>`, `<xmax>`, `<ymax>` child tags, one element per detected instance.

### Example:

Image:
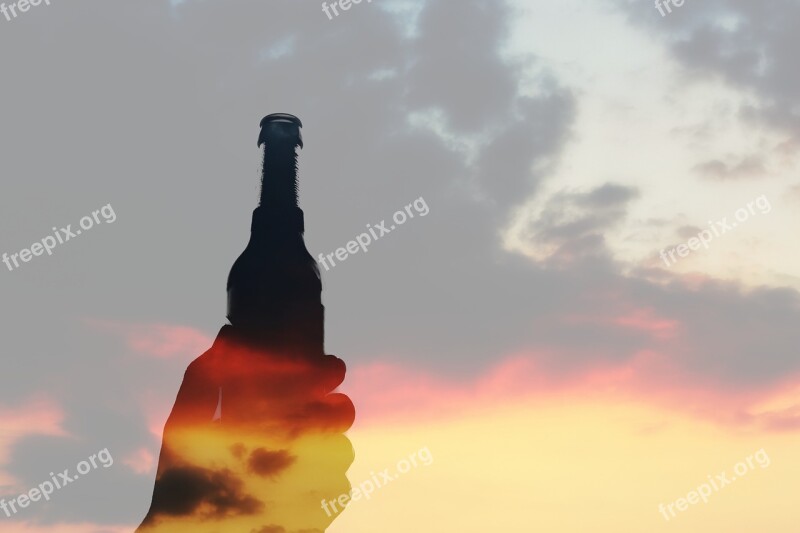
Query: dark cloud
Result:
<box><xmin>475</xmin><ymin>93</ymin><xmax>575</xmax><ymax>212</ymax></box>
<box><xmin>143</xmin><ymin>465</ymin><xmax>263</xmax><ymax>524</ymax></box>
<box><xmin>231</xmin><ymin>442</ymin><xmax>248</xmax><ymax>459</ymax></box>
<box><xmin>693</xmin><ymin>155</ymin><xmax>768</xmax><ymax>180</ymax></box>
<box><xmin>406</xmin><ymin>0</ymin><xmax>518</xmax><ymax>133</ymax></box>
<box><xmin>616</xmin><ymin>0</ymin><xmax>800</xmax><ymax>136</ymax></box>
<box><xmin>676</xmin><ymin>225</ymin><xmax>703</xmax><ymax>240</ymax></box>
<box><xmin>247</xmin><ymin>449</ymin><xmax>296</xmax><ymax>478</ymax></box>
<box><xmin>579</xmin><ymin>183</ymin><xmax>640</xmax><ymax>208</ymax></box>
<box><xmin>523</xmin><ymin>183</ymin><xmax>640</xmax><ymax>264</ymax></box>
<box><xmin>251</xmin><ymin>526</ymin><xmax>285</xmax><ymax>533</ymax></box>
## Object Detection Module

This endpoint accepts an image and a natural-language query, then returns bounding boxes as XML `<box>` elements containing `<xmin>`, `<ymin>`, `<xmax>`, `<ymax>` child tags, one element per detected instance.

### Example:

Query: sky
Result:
<box><xmin>0</xmin><ymin>0</ymin><xmax>799</xmax><ymax>531</ymax></box>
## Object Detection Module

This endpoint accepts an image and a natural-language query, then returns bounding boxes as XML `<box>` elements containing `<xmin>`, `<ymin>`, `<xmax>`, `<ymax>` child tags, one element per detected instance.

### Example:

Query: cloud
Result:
<box><xmin>616</xmin><ymin>0</ymin><xmax>800</xmax><ymax>136</ymax></box>
<box><xmin>143</xmin><ymin>464</ymin><xmax>263</xmax><ymax>524</ymax></box>
<box><xmin>122</xmin><ymin>448</ymin><xmax>156</xmax><ymax>475</ymax></box>
<box><xmin>693</xmin><ymin>155</ymin><xmax>768</xmax><ymax>180</ymax></box>
<box><xmin>345</xmin><ymin>349</ymin><xmax>800</xmax><ymax>432</ymax></box>
<box><xmin>404</xmin><ymin>0</ymin><xmax>546</xmax><ymax>136</ymax></box>
<box><xmin>251</xmin><ymin>526</ymin><xmax>285</xmax><ymax>533</ymax></box>
<box><xmin>0</xmin><ymin>398</ymin><xmax>66</xmax><ymax>492</ymax></box>
<box><xmin>85</xmin><ymin>319</ymin><xmax>213</xmax><ymax>360</ymax></box>
<box><xmin>520</xmin><ymin>183</ymin><xmax>640</xmax><ymax>264</ymax></box>
<box><xmin>610</xmin><ymin>308</ymin><xmax>680</xmax><ymax>340</ymax></box>
<box><xmin>246</xmin><ymin>449</ymin><xmax>296</xmax><ymax>478</ymax></box>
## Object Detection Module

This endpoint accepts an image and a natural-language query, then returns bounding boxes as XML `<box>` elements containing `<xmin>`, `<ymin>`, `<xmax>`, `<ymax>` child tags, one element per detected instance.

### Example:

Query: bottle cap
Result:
<box><xmin>258</xmin><ymin>113</ymin><xmax>303</xmax><ymax>148</ymax></box>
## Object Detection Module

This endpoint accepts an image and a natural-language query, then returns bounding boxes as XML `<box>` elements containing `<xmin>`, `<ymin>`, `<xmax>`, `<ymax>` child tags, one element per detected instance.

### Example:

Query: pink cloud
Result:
<box><xmin>80</xmin><ymin>319</ymin><xmax>800</xmax><ymax>435</ymax></box>
<box><xmin>0</xmin><ymin>399</ymin><xmax>66</xmax><ymax>492</ymax></box>
<box><xmin>122</xmin><ymin>447</ymin><xmax>156</xmax><ymax>475</ymax></box>
<box><xmin>84</xmin><ymin>319</ymin><xmax>213</xmax><ymax>360</ymax></box>
<box><xmin>611</xmin><ymin>308</ymin><xmax>680</xmax><ymax>340</ymax></box>
<box><xmin>562</xmin><ymin>306</ymin><xmax>680</xmax><ymax>341</ymax></box>
<box><xmin>343</xmin><ymin>353</ymin><xmax>555</xmax><ymax>423</ymax></box>
<box><xmin>343</xmin><ymin>350</ymin><xmax>800</xmax><ymax>433</ymax></box>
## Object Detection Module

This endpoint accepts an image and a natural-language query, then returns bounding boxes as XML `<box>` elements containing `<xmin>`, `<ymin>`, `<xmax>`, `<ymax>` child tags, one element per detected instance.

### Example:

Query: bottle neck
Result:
<box><xmin>259</xmin><ymin>142</ymin><xmax>300</xmax><ymax>210</ymax></box>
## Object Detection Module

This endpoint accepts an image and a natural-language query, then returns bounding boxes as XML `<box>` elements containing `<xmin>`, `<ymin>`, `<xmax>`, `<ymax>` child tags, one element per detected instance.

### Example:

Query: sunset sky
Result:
<box><xmin>1</xmin><ymin>0</ymin><xmax>799</xmax><ymax>531</ymax></box>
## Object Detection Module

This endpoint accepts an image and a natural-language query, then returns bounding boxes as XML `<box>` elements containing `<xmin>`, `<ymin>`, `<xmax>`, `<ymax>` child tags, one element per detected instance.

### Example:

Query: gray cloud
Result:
<box><xmin>693</xmin><ymin>155</ymin><xmax>768</xmax><ymax>180</ymax></box>
<box><xmin>616</xmin><ymin>0</ymin><xmax>800</xmax><ymax>135</ymax></box>
<box><xmin>522</xmin><ymin>183</ymin><xmax>640</xmax><ymax>264</ymax></box>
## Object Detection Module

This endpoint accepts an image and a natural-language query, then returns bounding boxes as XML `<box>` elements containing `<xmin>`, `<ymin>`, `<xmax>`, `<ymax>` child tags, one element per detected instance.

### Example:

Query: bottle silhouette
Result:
<box><xmin>228</xmin><ymin>114</ymin><xmax>324</xmax><ymax>355</ymax></box>
<box><xmin>137</xmin><ymin>114</ymin><xmax>355</xmax><ymax>533</ymax></box>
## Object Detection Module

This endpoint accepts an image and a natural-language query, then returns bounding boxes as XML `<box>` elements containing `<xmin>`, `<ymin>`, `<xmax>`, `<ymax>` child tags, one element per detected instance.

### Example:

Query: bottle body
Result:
<box><xmin>226</xmin><ymin>204</ymin><xmax>325</xmax><ymax>356</ymax></box>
